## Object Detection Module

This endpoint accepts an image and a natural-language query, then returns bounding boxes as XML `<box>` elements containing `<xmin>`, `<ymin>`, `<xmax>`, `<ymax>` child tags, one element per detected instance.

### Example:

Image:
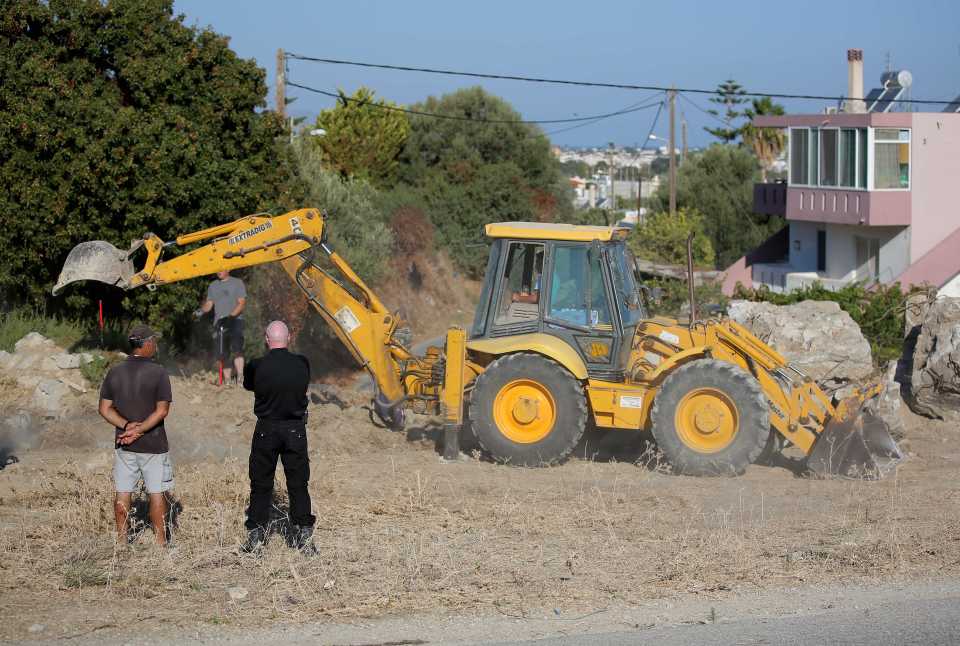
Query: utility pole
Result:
<box><xmin>668</xmin><ymin>87</ymin><xmax>677</xmax><ymax>217</ymax></box>
<box><xmin>681</xmin><ymin>113</ymin><xmax>688</xmax><ymax>163</ymax></box>
<box><xmin>608</xmin><ymin>142</ymin><xmax>615</xmax><ymax>215</ymax></box>
<box><xmin>636</xmin><ymin>169</ymin><xmax>642</xmax><ymax>221</ymax></box>
<box><xmin>276</xmin><ymin>48</ymin><xmax>286</xmax><ymax>118</ymax></box>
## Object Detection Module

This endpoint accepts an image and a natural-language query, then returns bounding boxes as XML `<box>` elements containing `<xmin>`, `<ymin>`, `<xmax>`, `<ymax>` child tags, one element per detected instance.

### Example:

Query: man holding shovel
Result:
<box><xmin>195</xmin><ymin>270</ymin><xmax>246</xmax><ymax>385</ymax></box>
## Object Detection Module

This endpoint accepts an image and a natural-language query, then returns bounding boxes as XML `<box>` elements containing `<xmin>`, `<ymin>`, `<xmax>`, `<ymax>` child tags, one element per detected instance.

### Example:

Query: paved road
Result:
<box><xmin>44</xmin><ymin>580</ymin><xmax>960</xmax><ymax>645</ymax></box>
<box><xmin>488</xmin><ymin>596</ymin><xmax>960</xmax><ymax>646</ymax></box>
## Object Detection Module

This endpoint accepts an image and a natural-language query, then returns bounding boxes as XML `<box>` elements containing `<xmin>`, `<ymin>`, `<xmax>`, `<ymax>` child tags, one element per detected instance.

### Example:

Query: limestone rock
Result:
<box><xmin>726</xmin><ymin>300</ymin><xmax>874</xmax><ymax>381</ymax></box>
<box><xmin>908</xmin><ymin>297</ymin><xmax>960</xmax><ymax>420</ymax></box>
<box><xmin>14</xmin><ymin>332</ymin><xmax>56</xmax><ymax>353</ymax></box>
<box><xmin>5</xmin><ymin>333</ymin><xmax>61</xmax><ymax>371</ymax></box>
<box><xmin>31</xmin><ymin>379</ymin><xmax>71</xmax><ymax>418</ymax></box>
<box><xmin>0</xmin><ymin>350</ymin><xmax>10</xmax><ymax>369</ymax></box>
<box><xmin>51</xmin><ymin>353</ymin><xmax>82</xmax><ymax>370</ymax></box>
<box><xmin>870</xmin><ymin>360</ymin><xmax>905</xmax><ymax>439</ymax></box>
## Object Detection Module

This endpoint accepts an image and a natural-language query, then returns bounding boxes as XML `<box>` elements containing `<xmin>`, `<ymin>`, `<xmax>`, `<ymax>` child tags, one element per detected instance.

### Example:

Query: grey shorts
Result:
<box><xmin>113</xmin><ymin>450</ymin><xmax>174</xmax><ymax>494</ymax></box>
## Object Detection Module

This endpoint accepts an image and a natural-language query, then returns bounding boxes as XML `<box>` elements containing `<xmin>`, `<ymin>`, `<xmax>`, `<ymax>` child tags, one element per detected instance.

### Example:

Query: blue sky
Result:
<box><xmin>173</xmin><ymin>0</ymin><xmax>960</xmax><ymax>148</ymax></box>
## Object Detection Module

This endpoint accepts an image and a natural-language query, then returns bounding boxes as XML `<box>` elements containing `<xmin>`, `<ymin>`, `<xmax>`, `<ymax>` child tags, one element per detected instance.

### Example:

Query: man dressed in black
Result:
<box><xmin>241</xmin><ymin>320</ymin><xmax>316</xmax><ymax>555</ymax></box>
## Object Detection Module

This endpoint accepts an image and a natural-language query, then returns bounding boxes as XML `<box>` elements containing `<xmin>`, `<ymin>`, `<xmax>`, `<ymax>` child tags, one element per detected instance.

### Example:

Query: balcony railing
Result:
<box><xmin>753</xmin><ymin>183</ymin><xmax>911</xmax><ymax>226</ymax></box>
<box><xmin>753</xmin><ymin>182</ymin><xmax>787</xmax><ymax>216</ymax></box>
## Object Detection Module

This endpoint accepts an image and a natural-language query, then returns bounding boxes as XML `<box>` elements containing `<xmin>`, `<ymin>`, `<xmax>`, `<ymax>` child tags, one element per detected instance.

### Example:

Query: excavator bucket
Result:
<box><xmin>52</xmin><ymin>241</ymin><xmax>137</xmax><ymax>295</ymax></box>
<box><xmin>806</xmin><ymin>396</ymin><xmax>903</xmax><ymax>479</ymax></box>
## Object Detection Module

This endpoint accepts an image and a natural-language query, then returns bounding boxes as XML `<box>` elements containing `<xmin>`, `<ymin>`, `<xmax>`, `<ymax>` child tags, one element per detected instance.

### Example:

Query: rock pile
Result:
<box><xmin>907</xmin><ymin>297</ymin><xmax>960</xmax><ymax>420</ymax></box>
<box><xmin>0</xmin><ymin>333</ymin><xmax>97</xmax><ymax>418</ymax></box>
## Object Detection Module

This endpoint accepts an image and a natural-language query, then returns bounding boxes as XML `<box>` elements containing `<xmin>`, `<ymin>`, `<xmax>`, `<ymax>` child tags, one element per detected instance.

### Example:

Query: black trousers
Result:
<box><xmin>245</xmin><ymin>420</ymin><xmax>316</xmax><ymax>530</ymax></box>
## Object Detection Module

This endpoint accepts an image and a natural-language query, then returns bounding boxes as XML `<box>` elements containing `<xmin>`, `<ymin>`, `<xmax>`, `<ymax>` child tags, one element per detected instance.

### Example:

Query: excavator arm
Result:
<box><xmin>52</xmin><ymin>208</ymin><xmax>421</xmax><ymax>424</ymax></box>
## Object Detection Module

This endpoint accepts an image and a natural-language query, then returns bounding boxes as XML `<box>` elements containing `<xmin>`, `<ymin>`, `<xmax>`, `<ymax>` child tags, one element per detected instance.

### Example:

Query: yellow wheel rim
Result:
<box><xmin>674</xmin><ymin>388</ymin><xmax>739</xmax><ymax>454</ymax></box>
<box><xmin>493</xmin><ymin>379</ymin><xmax>557</xmax><ymax>444</ymax></box>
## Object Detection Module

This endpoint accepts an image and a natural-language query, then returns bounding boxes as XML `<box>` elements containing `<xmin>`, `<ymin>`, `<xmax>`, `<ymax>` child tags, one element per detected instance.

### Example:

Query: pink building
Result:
<box><xmin>723</xmin><ymin>50</ymin><xmax>960</xmax><ymax>298</ymax></box>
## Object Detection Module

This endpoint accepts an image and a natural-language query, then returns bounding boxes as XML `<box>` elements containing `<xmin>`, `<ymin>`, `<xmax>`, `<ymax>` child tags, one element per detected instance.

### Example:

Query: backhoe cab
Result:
<box><xmin>53</xmin><ymin>210</ymin><xmax>902</xmax><ymax>479</ymax></box>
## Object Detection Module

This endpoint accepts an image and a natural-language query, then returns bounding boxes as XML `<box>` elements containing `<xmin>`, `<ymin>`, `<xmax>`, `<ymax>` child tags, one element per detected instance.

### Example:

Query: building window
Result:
<box><xmin>820</xmin><ymin>129</ymin><xmax>838</xmax><ymax>186</ymax></box>
<box><xmin>790</xmin><ymin>129</ymin><xmax>809</xmax><ymax>184</ymax></box>
<box><xmin>858</xmin><ymin>128</ymin><xmax>868</xmax><ymax>188</ymax></box>
<box><xmin>839</xmin><ymin>129</ymin><xmax>857</xmax><ymax>187</ymax></box>
<box><xmin>789</xmin><ymin>127</ymin><xmax>870</xmax><ymax>189</ymax></box>
<box><xmin>874</xmin><ymin>128</ymin><xmax>910</xmax><ymax>189</ymax></box>
<box><xmin>809</xmin><ymin>129</ymin><xmax>819</xmax><ymax>185</ymax></box>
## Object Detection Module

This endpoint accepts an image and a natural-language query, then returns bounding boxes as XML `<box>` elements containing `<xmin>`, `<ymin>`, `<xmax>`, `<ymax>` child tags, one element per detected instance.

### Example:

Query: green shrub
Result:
<box><xmin>644</xmin><ymin>277</ymin><xmax>728</xmax><ymax>320</ymax></box>
<box><xmin>79</xmin><ymin>354</ymin><xmax>122</xmax><ymax>386</ymax></box>
<box><xmin>630</xmin><ymin>207</ymin><xmax>715</xmax><ymax>267</ymax></box>
<box><xmin>733</xmin><ymin>282</ymin><xmax>914</xmax><ymax>364</ymax></box>
<box><xmin>0</xmin><ymin>309</ymin><xmax>85</xmax><ymax>352</ymax></box>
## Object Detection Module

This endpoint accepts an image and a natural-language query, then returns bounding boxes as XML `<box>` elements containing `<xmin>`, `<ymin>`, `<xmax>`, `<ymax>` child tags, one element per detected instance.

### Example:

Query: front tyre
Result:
<box><xmin>468</xmin><ymin>353</ymin><xmax>587</xmax><ymax>466</ymax></box>
<box><xmin>651</xmin><ymin>359</ymin><xmax>769</xmax><ymax>476</ymax></box>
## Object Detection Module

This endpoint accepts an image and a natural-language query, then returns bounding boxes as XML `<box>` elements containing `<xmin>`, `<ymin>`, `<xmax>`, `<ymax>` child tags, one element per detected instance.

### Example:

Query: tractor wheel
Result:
<box><xmin>468</xmin><ymin>353</ymin><xmax>587</xmax><ymax>466</ymax></box>
<box><xmin>650</xmin><ymin>359</ymin><xmax>769</xmax><ymax>476</ymax></box>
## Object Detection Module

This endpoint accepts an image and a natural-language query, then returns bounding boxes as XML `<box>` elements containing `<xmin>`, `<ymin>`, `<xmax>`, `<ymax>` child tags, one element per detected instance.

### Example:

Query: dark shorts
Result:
<box><xmin>216</xmin><ymin>318</ymin><xmax>244</xmax><ymax>360</ymax></box>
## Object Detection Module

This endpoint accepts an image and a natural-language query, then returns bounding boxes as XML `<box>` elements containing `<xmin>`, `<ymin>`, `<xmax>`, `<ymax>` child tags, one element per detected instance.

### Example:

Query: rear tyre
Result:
<box><xmin>468</xmin><ymin>353</ymin><xmax>587</xmax><ymax>466</ymax></box>
<box><xmin>650</xmin><ymin>359</ymin><xmax>769</xmax><ymax>476</ymax></box>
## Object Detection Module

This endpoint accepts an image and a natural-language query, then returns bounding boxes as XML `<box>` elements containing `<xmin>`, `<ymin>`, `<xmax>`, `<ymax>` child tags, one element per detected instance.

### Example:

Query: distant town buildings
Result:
<box><xmin>554</xmin><ymin>145</ymin><xmax>674</xmax><ymax>211</ymax></box>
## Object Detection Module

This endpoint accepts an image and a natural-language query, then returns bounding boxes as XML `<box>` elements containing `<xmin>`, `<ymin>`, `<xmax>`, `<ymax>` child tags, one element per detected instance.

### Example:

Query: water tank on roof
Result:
<box><xmin>880</xmin><ymin>70</ymin><xmax>913</xmax><ymax>89</ymax></box>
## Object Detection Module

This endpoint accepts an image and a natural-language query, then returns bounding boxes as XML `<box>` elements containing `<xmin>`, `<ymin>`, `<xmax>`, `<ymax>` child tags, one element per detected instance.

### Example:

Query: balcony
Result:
<box><xmin>753</xmin><ymin>182</ymin><xmax>787</xmax><ymax>216</ymax></box>
<box><xmin>751</xmin><ymin>264</ymin><xmax>852</xmax><ymax>294</ymax></box>
<box><xmin>754</xmin><ymin>184</ymin><xmax>911</xmax><ymax>226</ymax></box>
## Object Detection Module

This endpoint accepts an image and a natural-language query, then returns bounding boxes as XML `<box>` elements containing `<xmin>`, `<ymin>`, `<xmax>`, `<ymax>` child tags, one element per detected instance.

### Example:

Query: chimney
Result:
<box><xmin>846</xmin><ymin>48</ymin><xmax>865</xmax><ymax>113</ymax></box>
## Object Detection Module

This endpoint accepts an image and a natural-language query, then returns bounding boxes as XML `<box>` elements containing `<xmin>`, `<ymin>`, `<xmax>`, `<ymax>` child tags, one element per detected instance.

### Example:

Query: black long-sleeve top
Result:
<box><xmin>243</xmin><ymin>348</ymin><xmax>311</xmax><ymax>422</ymax></box>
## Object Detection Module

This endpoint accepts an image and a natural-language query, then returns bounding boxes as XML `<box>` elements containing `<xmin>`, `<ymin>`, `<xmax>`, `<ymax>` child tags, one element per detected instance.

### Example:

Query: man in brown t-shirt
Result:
<box><xmin>98</xmin><ymin>323</ymin><xmax>174</xmax><ymax>546</ymax></box>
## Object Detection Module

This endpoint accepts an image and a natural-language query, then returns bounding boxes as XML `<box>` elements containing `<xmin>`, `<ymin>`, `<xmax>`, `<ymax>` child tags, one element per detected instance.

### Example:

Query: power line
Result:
<box><xmin>285</xmin><ymin>53</ymin><xmax>958</xmax><ymax>106</ymax></box>
<box><xmin>287</xmin><ymin>80</ymin><xmax>665</xmax><ymax>125</ymax></box>
<box><xmin>533</xmin><ymin>97</ymin><xmax>664</xmax><ymax>138</ymax></box>
<box><xmin>678</xmin><ymin>92</ymin><xmax>727</xmax><ymax>125</ymax></box>
<box><xmin>640</xmin><ymin>100</ymin><xmax>665</xmax><ymax>152</ymax></box>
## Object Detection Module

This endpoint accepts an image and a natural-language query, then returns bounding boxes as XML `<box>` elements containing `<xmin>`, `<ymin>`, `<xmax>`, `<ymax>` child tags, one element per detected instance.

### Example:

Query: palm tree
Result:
<box><xmin>742</xmin><ymin>97</ymin><xmax>785</xmax><ymax>182</ymax></box>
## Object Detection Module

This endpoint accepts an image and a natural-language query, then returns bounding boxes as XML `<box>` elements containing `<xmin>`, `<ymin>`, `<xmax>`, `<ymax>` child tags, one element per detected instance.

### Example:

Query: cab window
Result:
<box><xmin>493</xmin><ymin>242</ymin><xmax>544</xmax><ymax>327</ymax></box>
<box><xmin>547</xmin><ymin>246</ymin><xmax>612</xmax><ymax>329</ymax></box>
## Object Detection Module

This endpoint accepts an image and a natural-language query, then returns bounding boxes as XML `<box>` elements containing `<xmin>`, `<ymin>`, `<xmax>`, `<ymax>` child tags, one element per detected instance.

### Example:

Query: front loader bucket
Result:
<box><xmin>52</xmin><ymin>241</ymin><xmax>136</xmax><ymax>295</ymax></box>
<box><xmin>806</xmin><ymin>399</ymin><xmax>903</xmax><ymax>479</ymax></box>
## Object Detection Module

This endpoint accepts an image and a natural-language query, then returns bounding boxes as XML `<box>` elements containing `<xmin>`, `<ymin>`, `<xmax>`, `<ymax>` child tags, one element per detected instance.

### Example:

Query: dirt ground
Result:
<box><xmin>2</xmin><ymin>372</ymin><xmax>960</xmax><ymax>642</ymax></box>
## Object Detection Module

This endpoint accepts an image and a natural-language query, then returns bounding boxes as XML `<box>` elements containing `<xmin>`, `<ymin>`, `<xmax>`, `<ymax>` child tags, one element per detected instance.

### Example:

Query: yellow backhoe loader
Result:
<box><xmin>53</xmin><ymin>208</ymin><xmax>902</xmax><ymax>478</ymax></box>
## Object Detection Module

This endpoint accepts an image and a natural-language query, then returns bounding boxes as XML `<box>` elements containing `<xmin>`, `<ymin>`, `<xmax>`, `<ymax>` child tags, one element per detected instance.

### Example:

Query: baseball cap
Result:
<box><xmin>128</xmin><ymin>323</ymin><xmax>162</xmax><ymax>341</ymax></box>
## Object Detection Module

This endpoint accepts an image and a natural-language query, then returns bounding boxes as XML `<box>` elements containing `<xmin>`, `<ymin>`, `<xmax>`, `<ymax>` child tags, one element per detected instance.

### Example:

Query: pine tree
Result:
<box><xmin>705</xmin><ymin>80</ymin><xmax>749</xmax><ymax>144</ymax></box>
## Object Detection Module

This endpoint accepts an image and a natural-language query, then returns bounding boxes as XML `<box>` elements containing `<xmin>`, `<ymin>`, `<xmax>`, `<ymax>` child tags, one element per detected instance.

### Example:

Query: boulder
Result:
<box><xmin>727</xmin><ymin>300</ymin><xmax>873</xmax><ymax>382</ymax></box>
<box><xmin>870</xmin><ymin>360</ymin><xmax>905</xmax><ymax>439</ymax></box>
<box><xmin>31</xmin><ymin>379</ymin><xmax>72</xmax><ymax>418</ymax></box>
<box><xmin>907</xmin><ymin>297</ymin><xmax>960</xmax><ymax>420</ymax></box>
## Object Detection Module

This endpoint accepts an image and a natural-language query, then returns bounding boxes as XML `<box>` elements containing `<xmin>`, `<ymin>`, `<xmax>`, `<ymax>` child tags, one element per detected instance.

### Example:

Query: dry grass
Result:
<box><xmin>2</xmin><ymin>443</ymin><xmax>959</xmax><ymax>634</ymax></box>
<box><xmin>2</xmin><ymin>384</ymin><xmax>960</xmax><ymax>638</ymax></box>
